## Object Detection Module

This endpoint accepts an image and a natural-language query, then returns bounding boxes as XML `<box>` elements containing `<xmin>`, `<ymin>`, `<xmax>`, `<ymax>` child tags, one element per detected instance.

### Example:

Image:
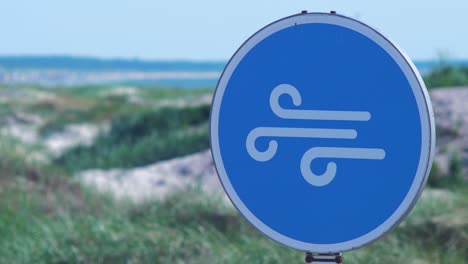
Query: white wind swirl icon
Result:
<box><xmin>246</xmin><ymin>84</ymin><xmax>386</xmax><ymax>187</ymax></box>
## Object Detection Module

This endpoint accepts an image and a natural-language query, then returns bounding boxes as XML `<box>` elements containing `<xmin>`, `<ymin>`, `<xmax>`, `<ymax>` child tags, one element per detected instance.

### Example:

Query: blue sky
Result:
<box><xmin>1</xmin><ymin>0</ymin><xmax>467</xmax><ymax>61</ymax></box>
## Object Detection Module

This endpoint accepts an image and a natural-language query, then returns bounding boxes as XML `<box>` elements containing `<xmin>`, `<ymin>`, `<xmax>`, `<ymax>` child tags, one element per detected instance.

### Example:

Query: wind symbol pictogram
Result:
<box><xmin>246</xmin><ymin>84</ymin><xmax>386</xmax><ymax>187</ymax></box>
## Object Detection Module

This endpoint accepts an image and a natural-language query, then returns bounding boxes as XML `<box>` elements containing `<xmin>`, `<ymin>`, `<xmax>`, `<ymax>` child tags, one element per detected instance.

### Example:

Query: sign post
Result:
<box><xmin>210</xmin><ymin>11</ymin><xmax>435</xmax><ymax>262</ymax></box>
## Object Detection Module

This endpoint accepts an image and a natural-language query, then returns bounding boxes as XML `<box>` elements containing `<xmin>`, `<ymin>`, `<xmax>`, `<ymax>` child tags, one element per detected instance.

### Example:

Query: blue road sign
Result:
<box><xmin>210</xmin><ymin>12</ymin><xmax>435</xmax><ymax>253</ymax></box>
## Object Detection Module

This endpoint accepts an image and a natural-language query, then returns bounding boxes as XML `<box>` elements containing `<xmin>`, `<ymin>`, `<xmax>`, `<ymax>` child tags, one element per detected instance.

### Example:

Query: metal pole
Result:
<box><xmin>305</xmin><ymin>252</ymin><xmax>343</xmax><ymax>263</ymax></box>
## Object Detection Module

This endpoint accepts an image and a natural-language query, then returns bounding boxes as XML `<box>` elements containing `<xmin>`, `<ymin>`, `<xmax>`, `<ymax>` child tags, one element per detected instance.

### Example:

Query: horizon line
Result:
<box><xmin>1</xmin><ymin>54</ymin><xmax>468</xmax><ymax>64</ymax></box>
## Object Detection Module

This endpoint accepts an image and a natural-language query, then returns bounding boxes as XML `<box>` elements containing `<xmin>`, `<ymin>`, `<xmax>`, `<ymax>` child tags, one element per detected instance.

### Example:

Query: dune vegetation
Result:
<box><xmin>424</xmin><ymin>65</ymin><xmax>468</xmax><ymax>89</ymax></box>
<box><xmin>0</xmin><ymin>64</ymin><xmax>467</xmax><ymax>263</ymax></box>
<box><xmin>0</xmin><ymin>135</ymin><xmax>466</xmax><ymax>263</ymax></box>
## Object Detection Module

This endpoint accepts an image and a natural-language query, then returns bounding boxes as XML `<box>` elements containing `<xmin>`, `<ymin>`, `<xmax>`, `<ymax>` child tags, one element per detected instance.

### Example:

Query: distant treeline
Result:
<box><xmin>0</xmin><ymin>56</ymin><xmax>225</xmax><ymax>72</ymax></box>
<box><xmin>424</xmin><ymin>65</ymin><xmax>468</xmax><ymax>88</ymax></box>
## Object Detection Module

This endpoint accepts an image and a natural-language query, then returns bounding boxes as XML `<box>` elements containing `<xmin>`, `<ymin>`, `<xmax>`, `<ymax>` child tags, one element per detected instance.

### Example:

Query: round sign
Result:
<box><xmin>210</xmin><ymin>12</ymin><xmax>435</xmax><ymax>253</ymax></box>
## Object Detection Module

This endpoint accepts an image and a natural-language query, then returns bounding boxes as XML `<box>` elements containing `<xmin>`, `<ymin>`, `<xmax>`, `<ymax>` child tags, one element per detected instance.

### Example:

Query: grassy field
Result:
<box><xmin>0</xmin><ymin>138</ymin><xmax>466</xmax><ymax>263</ymax></box>
<box><xmin>0</xmin><ymin>84</ymin><xmax>211</xmax><ymax>160</ymax></box>
<box><xmin>0</xmin><ymin>65</ymin><xmax>467</xmax><ymax>263</ymax></box>
<box><xmin>56</xmin><ymin>104</ymin><xmax>210</xmax><ymax>171</ymax></box>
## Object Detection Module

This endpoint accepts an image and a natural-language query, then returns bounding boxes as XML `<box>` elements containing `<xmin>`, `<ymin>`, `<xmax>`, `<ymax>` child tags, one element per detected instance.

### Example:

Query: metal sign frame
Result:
<box><xmin>210</xmin><ymin>12</ymin><xmax>435</xmax><ymax>253</ymax></box>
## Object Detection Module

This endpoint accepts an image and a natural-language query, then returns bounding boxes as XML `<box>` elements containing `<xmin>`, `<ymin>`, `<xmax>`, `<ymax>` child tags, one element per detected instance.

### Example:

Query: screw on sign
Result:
<box><xmin>210</xmin><ymin>11</ymin><xmax>435</xmax><ymax>262</ymax></box>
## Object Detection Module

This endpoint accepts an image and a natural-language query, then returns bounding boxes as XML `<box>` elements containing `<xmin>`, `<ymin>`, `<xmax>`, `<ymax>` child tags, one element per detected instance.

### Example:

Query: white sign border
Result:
<box><xmin>210</xmin><ymin>12</ymin><xmax>435</xmax><ymax>253</ymax></box>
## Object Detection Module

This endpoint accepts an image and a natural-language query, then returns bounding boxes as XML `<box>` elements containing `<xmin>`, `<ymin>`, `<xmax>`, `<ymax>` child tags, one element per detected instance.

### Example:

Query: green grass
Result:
<box><xmin>0</xmin><ymin>85</ymin><xmax>212</xmax><ymax>171</ymax></box>
<box><xmin>0</xmin><ymin>176</ymin><xmax>466</xmax><ymax>263</ymax></box>
<box><xmin>36</xmin><ymin>86</ymin><xmax>211</xmax><ymax>136</ymax></box>
<box><xmin>54</xmin><ymin>85</ymin><xmax>211</xmax><ymax>100</ymax></box>
<box><xmin>0</xmin><ymin>137</ymin><xmax>466</xmax><ymax>263</ymax></box>
<box><xmin>424</xmin><ymin>65</ymin><xmax>468</xmax><ymax>89</ymax></box>
<box><xmin>0</xmin><ymin>85</ymin><xmax>212</xmax><ymax>137</ymax></box>
<box><xmin>35</xmin><ymin>99</ymin><xmax>142</xmax><ymax>137</ymax></box>
<box><xmin>57</xmin><ymin>104</ymin><xmax>210</xmax><ymax>171</ymax></box>
<box><xmin>428</xmin><ymin>153</ymin><xmax>465</xmax><ymax>189</ymax></box>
